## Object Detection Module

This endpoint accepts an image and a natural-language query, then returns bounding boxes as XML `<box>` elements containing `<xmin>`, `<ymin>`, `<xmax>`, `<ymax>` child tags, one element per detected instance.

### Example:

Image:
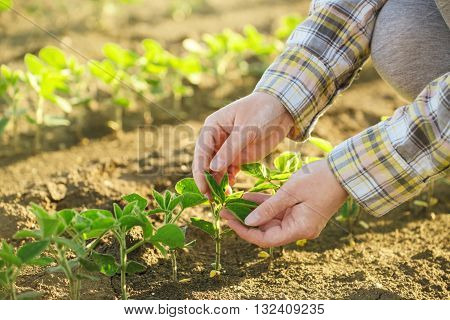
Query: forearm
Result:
<box><xmin>254</xmin><ymin>0</ymin><xmax>387</xmax><ymax>141</ymax></box>
<box><xmin>328</xmin><ymin>73</ymin><xmax>449</xmax><ymax>216</ymax></box>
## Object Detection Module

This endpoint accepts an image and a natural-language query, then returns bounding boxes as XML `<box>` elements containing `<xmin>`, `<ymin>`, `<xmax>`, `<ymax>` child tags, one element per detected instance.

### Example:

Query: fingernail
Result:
<box><xmin>245</xmin><ymin>212</ymin><xmax>260</xmax><ymax>226</ymax></box>
<box><xmin>210</xmin><ymin>158</ymin><xmax>224</xmax><ymax>171</ymax></box>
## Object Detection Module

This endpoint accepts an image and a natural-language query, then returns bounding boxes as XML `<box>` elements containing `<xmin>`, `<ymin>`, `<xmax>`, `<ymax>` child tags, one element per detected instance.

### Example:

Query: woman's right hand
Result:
<box><xmin>192</xmin><ymin>91</ymin><xmax>294</xmax><ymax>195</ymax></box>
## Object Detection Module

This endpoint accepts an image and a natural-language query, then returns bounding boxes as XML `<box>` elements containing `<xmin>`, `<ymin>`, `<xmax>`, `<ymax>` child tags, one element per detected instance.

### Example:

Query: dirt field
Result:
<box><xmin>0</xmin><ymin>0</ymin><xmax>448</xmax><ymax>300</ymax></box>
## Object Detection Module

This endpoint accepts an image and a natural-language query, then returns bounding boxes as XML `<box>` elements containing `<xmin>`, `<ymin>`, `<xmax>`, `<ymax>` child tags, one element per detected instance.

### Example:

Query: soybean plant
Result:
<box><xmin>184</xmin><ymin>173</ymin><xmax>257</xmax><ymax>277</ymax></box>
<box><xmin>150</xmin><ymin>189</ymin><xmax>196</xmax><ymax>282</ymax></box>
<box><xmin>0</xmin><ymin>65</ymin><xmax>25</xmax><ymax>148</ymax></box>
<box><xmin>89</xmin><ymin>43</ymin><xmax>144</xmax><ymax>132</ymax></box>
<box><xmin>241</xmin><ymin>152</ymin><xmax>303</xmax><ymax>258</ymax></box>
<box><xmin>91</xmin><ymin>193</ymin><xmax>185</xmax><ymax>299</ymax></box>
<box><xmin>13</xmin><ymin>203</ymin><xmax>112</xmax><ymax>300</ymax></box>
<box><xmin>0</xmin><ymin>239</ymin><xmax>50</xmax><ymax>300</ymax></box>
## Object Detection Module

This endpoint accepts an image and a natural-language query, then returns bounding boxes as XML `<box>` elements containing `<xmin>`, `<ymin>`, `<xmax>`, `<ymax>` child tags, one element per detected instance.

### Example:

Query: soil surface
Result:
<box><xmin>0</xmin><ymin>0</ymin><xmax>449</xmax><ymax>300</ymax></box>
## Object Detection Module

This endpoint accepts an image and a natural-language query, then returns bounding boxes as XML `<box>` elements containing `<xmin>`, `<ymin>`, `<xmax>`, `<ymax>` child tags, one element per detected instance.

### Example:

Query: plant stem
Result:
<box><xmin>119</xmin><ymin>235</ymin><xmax>128</xmax><ymax>300</ymax></box>
<box><xmin>268</xmin><ymin>247</ymin><xmax>274</xmax><ymax>259</ymax></box>
<box><xmin>35</xmin><ymin>96</ymin><xmax>44</xmax><ymax>151</ymax></box>
<box><xmin>57</xmin><ymin>247</ymin><xmax>79</xmax><ymax>300</ymax></box>
<box><xmin>170</xmin><ymin>250</ymin><xmax>178</xmax><ymax>282</ymax></box>
<box><xmin>126</xmin><ymin>239</ymin><xmax>145</xmax><ymax>254</ymax></box>
<box><xmin>9</xmin><ymin>271</ymin><xmax>17</xmax><ymax>300</ymax></box>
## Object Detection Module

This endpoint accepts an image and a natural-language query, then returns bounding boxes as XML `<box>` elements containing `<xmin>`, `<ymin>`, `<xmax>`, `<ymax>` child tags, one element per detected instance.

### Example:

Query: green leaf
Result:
<box><xmin>126</xmin><ymin>261</ymin><xmax>146</xmax><ymax>274</ymax></box>
<box><xmin>29</xmin><ymin>203</ymin><xmax>61</xmax><ymax>238</ymax></box>
<box><xmin>225</xmin><ymin>198</ymin><xmax>258</xmax><ymax>223</ymax></box>
<box><xmin>273</xmin><ymin>152</ymin><xmax>301</xmax><ymax>173</ymax></box>
<box><xmin>0</xmin><ymin>117</ymin><xmax>9</xmax><ymax>136</ymax></box>
<box><xmin>113</xmin><ymin>203</ymin><xmax>123</xmax><ymax>219</ymax></box>
<box><xmin>79</xmin><ymin>257</ymin><xmax>100</xmax><ymax>272</ymax></box>
<box><xmin>47</xmin><ymin>260</ymin><xmax>79</xmax><ymax>273</ymax></box>
<box><xmin>102</xmin><ymin>43</ymin><xmax>137</xmax><ymax>69</ymax></box>
<box><xmin>39</xmin><ymin>46</ymin><xmax>67</xmax><ymax>69</ymax></box>
<box><xmin>220</xmin><ymin>173</ymin><xmax>229</xmax><ymax>190</ymax></box>
<box><xmin>92</xmin><ymin>253</ymin><xmax>119</xmax><ymax>277</ymax></box>
<box><xmin>91</xmin><ymin>217</ymin><xmax>116</xmax><ymax>231</ymax></box>
<box><xmin>152</xmin><ymin>224</ymin><xmax>185</xmax><ymax>249</ymax></box>
<box><xmin>190</xmin><ymin>217</ymin><xmax>215</xmax><ymax>238</ymax></box>
<box><xmin>88</xmin><ymin>59</ymin><xmax>116</xmax><ymax>84</ymax></box>
<box><xmin>122</xmin><ymin>201</ymin><xmax>140</xmax><ymax>216</ymax></box>
<box><xmin>0</xmin><ymin>0</ymin><xmax>12</xmax><ymax>11</ymax></box>
<box><xmin>152</xmin><ymin>190</ymin><xmax>165</xmax><ymax>209</ymax></box>
<box><xmin>167</xmin><ymin>194</ymin><xmax>183</xmax><ymax>211</ymax></box>
<box><xmin>13</xmin><ymin>229</ymin><xmax>41</xmax><ymax>240</ymax></box>
<box><xmin>138</xmin><ymin>213</ymin><xmax>153</xmax><ymax>240</ymax></box>
<box><xmin>17</xmin><ymin>240</ymin><xmax>49</xmax><ymax>263</ymax></box>
<box><xmin>119</xmin><ymin>215</ymin><xmax>142</xmax><ymax>231</ymax></box>
<box><xmin>308</xmin><ymin>137</ymin><xmax>334</xmax><ymax>154</ymax></box>
<box><xmin>269</xmin><ymin>172</ymin><xmax>291</xmax><ymax>181</ymax></box>
<box><xmin>54</xmin><ymin>238</ymin><xmax>85</xmax><ymax>256</ymax></box>
<box><xmin>175</xmin><ymin>178</ymin><xmax>203</xmax><ymax>195</ymax></box>
<box><xmin>81</xmin><ymin>209</ymin><xmax>114</xmax><ymax>221</ymax></box>
<box><xmin>24</xmin><ymin>54</ymin><xmax>45</xmax><ymax>75</ymax></box>
<box><xmin>0</xmin><ymin>251</ymin><xmax>21</xmax><ymax>266</ymax></box>
<box><xmin>75</xmin><ymin>273</ymin><xmax>99</xmax><ymax>281</ymax></box>
<box><xmin>241</xmin><ymin>163</ymin><xmax>268</xmax><ymax>179</ymax></box>
<box><xmin>28</xmin><ymin>256</ymin><xmax>54</xmax><ymax>267</ymax></box>
<box><xmin>204</xmin><ymin>171</ymin><xmax>225</xmax><ymax>203</ymax></box>
<box><xmin>122</xmin><ymin>193</ymin><xmax>148</xmax><ymax>210</ymax></box>
<box><xmin>57</xmin><ymin>209</ymin><xmax>76</xmax><ymax>227</ymax></box>
<box><xmin>164</xmin><ymin>191</ymin><xmax>172</xmax><ymax>208</ymax></box>
<box><xmin>249</xmin><ymin>182</ymin><xmax>276</xmax><ymax>192</ymax></box>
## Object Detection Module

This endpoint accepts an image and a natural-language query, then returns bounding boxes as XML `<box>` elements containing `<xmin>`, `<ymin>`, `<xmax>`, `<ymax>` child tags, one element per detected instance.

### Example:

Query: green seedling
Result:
<box><xmin>24</xmin><ymin>51</ymin><xmax>74</xmax><ymax>150</ymax></box>
<box><xmin>89</xmin><ymin>43</ymin><xmax>143</xmax><ymax>132</ymax></box>
<box><xmin>183</xmin><ymin>25</ymin><xmax>278</xmax><ymax>84</ymax></box>
<box><xmin>141</xmin><ymin>39</ymin><xmax>202</xmax><ymax>112</ymax></box>
<box><xmin>150</xmin><ymin>189</ymin><xmax>195</xmax><ymax>281</ymax></box>
<box><xmin>241</xmin><ymin>151</ymin><xmax>302</xmax><ymax>258</ymax></box>
<box><xmin>92</xmin><ymin>194</ymin><xmax>185</xmax><ymax>299</ymax></box>
<box><xmin>0</xmin><ymin>65</ymin><xmax>25</xmax><ymax>148</ymax></box>
<box><xmin>37</xmin><ymin>46</ymin><xmax>89</xmax><ymax>139</ymax></box>
<box><xmin>13</xmin><ymin>203</ymin><xmax>113</xmax><ymax>299</ymax></box>
<box><xmin>0</xmin><ymin>239</ymin><xmax>50</xmax><ymax>300</ymax></box>
<box><xmin>180</xmin><ymin>173</ymin><xmax>257</xmax><ymax>277</ymax></box>
<box><xmin>412</xmin><ymin>180</ymin><xmax>438</xmax><ymax>215</ymax></box>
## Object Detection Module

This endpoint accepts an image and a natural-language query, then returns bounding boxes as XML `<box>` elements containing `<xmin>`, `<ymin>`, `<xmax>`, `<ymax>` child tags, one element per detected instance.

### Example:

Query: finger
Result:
<box><xmin>238</xmin><ymin>128</ymin><xmax>286</xmax><ymax>164</ymax></box>
<box><xmin>220</xmin><ymin>210</ymin><xmax>235</xmax><ymax>220</ymax></box>
<box><xmin>244</xmin><ymin>184</ymin><xmax>299</xmax><ymax>227</ymax></box>
<box><xmin>242</xmin><ymin>192</ymin><xmax>271</xmax><ymax>204</ymax></box>
<box><xmin>192</xmin><ymin>124</ymin><xmax>223</xmax><ymax>195</ymax></box>
<box><xmin>227</xmin><ymin>220</ymin><xmax>271</xmax><ymax>247</ymax></box>
<box><xmin>210</xmin><ymin>125</ymin><xmax>258</xmax><ymax>172</ymax></box>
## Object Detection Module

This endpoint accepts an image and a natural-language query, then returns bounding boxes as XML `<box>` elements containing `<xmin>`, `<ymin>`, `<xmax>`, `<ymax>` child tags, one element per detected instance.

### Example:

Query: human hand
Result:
<box><xmin>192</xmin><ymin>92</ymin><xmax>293</xmax><ymax>195</ymax></box>
<box><xmin>221</xmin><ymin>159</ymin><xmax>348</xmax><ymax>247</ymax></box>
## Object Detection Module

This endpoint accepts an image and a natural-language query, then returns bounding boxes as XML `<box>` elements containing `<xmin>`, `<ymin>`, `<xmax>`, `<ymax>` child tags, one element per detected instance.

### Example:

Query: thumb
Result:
<box><xmin>244</xmin><ymin>184</ymin><xmax>299</xmax><ymax>226</ymax></box>
<box><xmin>210</xmin><ymin>125</ymin><xmax>257</xmax><ymax>172</ymax></box>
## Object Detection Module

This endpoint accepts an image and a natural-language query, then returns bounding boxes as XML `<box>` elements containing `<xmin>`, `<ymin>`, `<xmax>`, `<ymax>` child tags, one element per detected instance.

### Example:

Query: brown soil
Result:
<box><xmin>0</xmin><ymin>0</ymin><xmax>449</xmax><ymax>300</ymax></box>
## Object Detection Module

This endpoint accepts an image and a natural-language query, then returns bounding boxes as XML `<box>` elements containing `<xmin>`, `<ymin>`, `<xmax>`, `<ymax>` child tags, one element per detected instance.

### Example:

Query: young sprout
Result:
<box><xmin>0</xmin><ymin>65</ymin><xmax>25</xmax><ymax>149</ymax></box>
<box><xmin>90</xmin><ymin>193</ymin><xmax>185</xmax><ymax>299</ymax></box>
<box><xmin>241</xmin><ymin>152</ymin><xmax>302</xmax><ymax>258</ymax></box>
<box><xmin>23</xmin><ymin>51</ymin><xmax>73</xmax><ymax>150</ymax></box>
<box><xmin>0</xmin><ymin>239</ymin><xmax>50</xmax><ymax>300</ymax></box>
<box><xmin>150</xmin><ymin>189</ymin><xmax>195</xmax><ymax>282</ymax></box>
<box><xmin>274</xmin><ymin>15</ymin><xmax>305</xmax><ymax>40</ymax></box>
<box><xmin>179</xmin><ymin>173</ymin><xmax>257</xmax><ymax>277</ymax></box>
<box><xmin>13</xmin><ymin>203</ymin><xmax>113</xmax><ymax>300</ymax></box>
<box><xmin>88</xmin><ymin>43</ymin><xmax>142</xmax><ymax>132</ymax></box>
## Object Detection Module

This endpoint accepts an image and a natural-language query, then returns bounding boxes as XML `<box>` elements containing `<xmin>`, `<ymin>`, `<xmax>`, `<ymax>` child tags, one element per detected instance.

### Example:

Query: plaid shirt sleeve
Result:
<box><xmin>254</xmin><ymin>0</ymin><xmax>387</xmax><ymax>141</ymax></box>
<box><xmin>329</xmin><ymin>73</ymin><xmax>449</xmax><ymax>216</ymax></box>
<box><xmin>253</xmin><ymin>0</ymin><xmax>449</xmax><ymax>216</ymax></box>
